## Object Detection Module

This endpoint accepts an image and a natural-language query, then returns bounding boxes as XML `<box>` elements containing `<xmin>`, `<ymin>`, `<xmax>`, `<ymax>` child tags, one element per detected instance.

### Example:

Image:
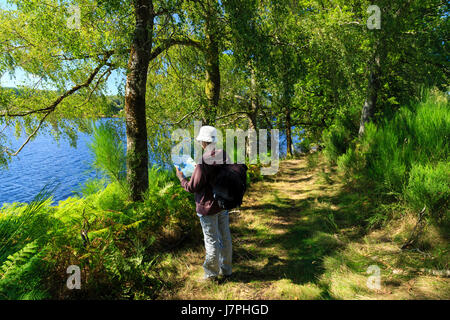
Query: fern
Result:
<box><xmin>0</xmin><ymin>241</ymin><xmax>39</xmax><ymax>279</ymax></box>
<box><xmin>0</xmin><ymin>184</ymin><xmax>55</xmax><ymax>259</ymax></box>
<box><xmin>18</xmin><ymin>290</ymin><xmax>49</xmax><ymax>300</ymax></box>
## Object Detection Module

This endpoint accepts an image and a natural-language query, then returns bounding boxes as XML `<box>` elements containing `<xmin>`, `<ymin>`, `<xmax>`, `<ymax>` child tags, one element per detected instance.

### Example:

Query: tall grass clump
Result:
<box><xmin>88</xmin><ymin>121</ymin><xmax>126</xmax><ymax>187</ymax></box>
<box><xmin>322</xmin><ymin>117</ymin><xmax>356</xmax><ymax>165</ymax></box>
<box><xmin>405</xmin><ymin>162</ymin><xmax>449</xmax><ymax>223</ymax></box>
<box><xmin>335</xmin><ymin>92</ymin><xmax>449</xmax><ymax>224</ymax></box>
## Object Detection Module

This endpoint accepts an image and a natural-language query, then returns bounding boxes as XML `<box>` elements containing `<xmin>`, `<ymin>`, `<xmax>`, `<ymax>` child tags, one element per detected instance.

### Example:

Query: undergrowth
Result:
<box><xmin>0</xmin><ymin>121</ymin><xmax>263</xmax><ymax>299</ymax></box>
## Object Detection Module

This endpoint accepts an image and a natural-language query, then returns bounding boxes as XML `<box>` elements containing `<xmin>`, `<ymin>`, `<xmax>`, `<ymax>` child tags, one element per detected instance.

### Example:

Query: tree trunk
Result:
<box><xmin>203</xmin><ymin>5</ymin><xmax>220</xmax><ymax>125</ymax></box>
<box><xmin>246</xmin><ymin>65</ymin><xmax>259</xmax><ymax>162</ymax></box>
<box><xmin>280</xmin><ymin>51</ymin><xmax>294</xmax><ymax>157</ymax></box>
<box><xmin>285</xmin><ymin>109</ymin><xmax>293</xmax><ymax>157</ymax></box>
<box><xmin>249</xmin><ymin>65</ymin><xmax>259</xmax><ymax>125</ymax></box>
<box><xmin>359</xmin><ymin>54</ymin><xmax>381</xmax><ymax>136</ymax></box>
<box><xmin>125</xmin><ymin>0</ymin><xmax>153</xmax><ymax>201</ymax></box>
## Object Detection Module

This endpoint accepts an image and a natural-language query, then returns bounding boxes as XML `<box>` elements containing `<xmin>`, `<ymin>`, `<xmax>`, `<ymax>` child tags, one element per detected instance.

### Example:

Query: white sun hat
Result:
<box><xmin>196</xmin><ymin>125</ymin><xmax>217</xmax><ymax>143</ymax></box>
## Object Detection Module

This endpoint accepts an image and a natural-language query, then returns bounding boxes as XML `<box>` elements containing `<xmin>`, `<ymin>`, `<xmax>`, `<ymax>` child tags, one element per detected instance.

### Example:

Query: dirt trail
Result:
<box><xmin>159</xmin><ymin>157</ymin><xmax>449</xmax><ymax>300</ymax></box>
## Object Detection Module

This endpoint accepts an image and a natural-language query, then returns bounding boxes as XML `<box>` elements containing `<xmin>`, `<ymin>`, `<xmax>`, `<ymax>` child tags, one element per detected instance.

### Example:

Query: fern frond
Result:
<box><xmin>0</xmin><ymin>241</ymin><xmax>39</xmax><ymax>279</ymax></box>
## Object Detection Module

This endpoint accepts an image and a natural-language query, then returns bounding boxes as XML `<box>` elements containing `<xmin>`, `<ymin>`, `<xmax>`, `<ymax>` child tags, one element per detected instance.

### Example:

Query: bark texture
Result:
<box><xmin>359</xmin><ymin>54</ymin><xmax>381</xmax><ymax>136</ymax></box>
<box><xmin>125</xmin><ymin>0</ymin><xmax>153</xmax><ymax>201</ymax></box>
<box><xmin>285</xmin><ymin>109</ymin><xmax>293</xmax><ymax>157</ymax></box>
<box><xmin>203</xmin><ymin>2</ymin><xmax>220</xmax><ymax>125</ymax></box>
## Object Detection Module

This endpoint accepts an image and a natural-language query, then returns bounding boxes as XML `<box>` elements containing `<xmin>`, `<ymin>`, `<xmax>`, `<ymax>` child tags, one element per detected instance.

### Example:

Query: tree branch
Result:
<box><xmin>2</xmin><ymin>53</ymin><xmax>113</xmax><ymax>157</ymax></box>
<box><xmin>171</xmin><ymin>109</ymin><xmax>197</xmax><ymax>126</ymax></box>
<box><xmin>1</xmin><ymin>52</ymin><xmax>113</xmax><ymax>118</ymax></box>
<box><xmin>149</xmin><ymin>37</ymin><xmax>203</xmax><ymax>61</ymax></box>
<box><xmin>4</xmin><ymin>110</ymin><xmax>52</xmax><ymax>156</ymax></box>
<box><xmin>215</xmin><ymin>110</ymin><xmax>250</xmax><ymax>120</ymax></box>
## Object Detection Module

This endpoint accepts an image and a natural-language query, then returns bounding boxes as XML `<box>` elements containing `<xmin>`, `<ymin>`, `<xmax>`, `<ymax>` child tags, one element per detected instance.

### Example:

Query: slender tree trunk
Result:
<box><xmin>280</xmin><ymin>51</ymin><xmax>294</xmax><ymax>157</ymax></box>
<box><xmin>249</xmin><ymin>66</ymin><xmax>259</xmax><ymax>125</ymax></box>
<box><xmin>245</xmin><ymin>113</ymin><xmax>257</xmax><ymax>164</ymax></box>
<box><xmin>203</xmin><ymin>4</ymin><xmax>220</xmax><ymax>125</ymax></box>
<box><xmin>359</xmin><ymin>54</ymin><xmax>381</xmax><ymax>136</ymax></box>
<box><xmin>125</xmin><ymin>0</ymin><xmax>153</xmax><ymax>201</ymax></box>
<box><xmin>245</xmin><ymin>65</ymin><xmax>259</xmax><ymax>163</ymax></box>
<box><xmin>285</xmin><ymin>108</ymin><xmax>293</xmax><ymax>157</ymax></box>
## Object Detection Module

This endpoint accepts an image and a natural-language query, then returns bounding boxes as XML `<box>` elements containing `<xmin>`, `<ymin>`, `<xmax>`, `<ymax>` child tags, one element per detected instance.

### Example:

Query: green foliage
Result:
<box><xmin>319</xmin><ymin>168</ymin><xmax>334</xmax><ymax>185</ymax></box>
<box><xmin>0</xmin><ymin>187</ymin><xmax>56</xmax><ymax>261</ymax></box>
<box><xmin>0</xmin><ymin>164</ymin><xmax>196</xmax><ymax>299</ymax></box>
<box><xmin>0</xmin><ymin>241</ymin><xmax>39</xmax><ymax>277</ymax></box>
<box><xmin>405</xmin><ymin>162</ymin><xmax>450</xmax><ymax>223</ymax></box>
<box><xmin>0</xmin><ymin>241</ymin><xmax>49</xmax><ymax>300</ymax></box>
<box><xmin>336</xmin><ymin>147</ymin><xmax>359</xmax><ymax>181</ymax></box>
<box><xmin>322</xmin><ymin>118</ymin><xmax>355</xmax><ymax>165</ymax></box>
<box><xmin>0</xmin><ymin>187</ymin><xmax>58</xmax><ymax>300</ymax></box>
<box><xmin>0</xmin><ymin>0</ymin><xmax>448</xmax><ymax>300</ymax></box>
<box><xmin>76</xmin><ymin>178</ymin><xmax>107</xmax><ymax>197</ymax></box>
<box><xmin>297</xmin><ymin>137</ymin><xmax>311</xmax><ymax>154</ymax></box>
<box><xmin>137</xmin><ymin>166</ymin><xmax>196</xmax><ymax>232</ymax></box>
<box><xmin>247</xmin><ymin>164</ymin><xmax>263</xmax><ymax>184</ymax></box>
<box><xmin>306</xmin><ymin>152</ymin><xmax>319</xmax><ymax>170</ymax></box>
<box><xmin>93</xmin><ymin>182</ymin><xmax>128</xmax><ymax>212</ymax></box>
<box><xmin>334</xmin><ymin>93</ymin><xmax>449</xmax><ymax>225</ymax></box>
<box><xmin>0</xmin><ymin>130</ymin><xmax>7</xmax><ymax>168</ymax></box>
<box><xmin>88</xmin><ymin>121</ymin><xmax>126</xmax><ymax>186</ymax></box>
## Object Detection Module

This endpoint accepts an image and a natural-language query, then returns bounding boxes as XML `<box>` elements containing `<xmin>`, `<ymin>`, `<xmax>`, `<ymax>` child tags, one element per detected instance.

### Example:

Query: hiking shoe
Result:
<box><xmin>218</xmin><ymin>274</ymin><xmax>232</xmax><ymax>284</ymax></box>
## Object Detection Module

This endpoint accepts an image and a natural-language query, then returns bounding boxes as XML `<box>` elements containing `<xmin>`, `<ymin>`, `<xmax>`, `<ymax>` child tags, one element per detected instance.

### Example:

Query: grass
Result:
<box><xmin>333</xmin><ymin>93</ymin><xmax>449</xmax><ymax>227</ymax></box>
<box><xmin>156</xmin><ymin>154</ymin><xmax>449</xmax><ymax>300</ymax></box>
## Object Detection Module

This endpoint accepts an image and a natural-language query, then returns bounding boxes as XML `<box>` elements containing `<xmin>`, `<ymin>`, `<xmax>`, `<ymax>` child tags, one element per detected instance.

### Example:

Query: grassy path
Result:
<box><xmin>158</xmin><ymin>156</ymin><xmax>449</xmax><ymax>300</ymax></box>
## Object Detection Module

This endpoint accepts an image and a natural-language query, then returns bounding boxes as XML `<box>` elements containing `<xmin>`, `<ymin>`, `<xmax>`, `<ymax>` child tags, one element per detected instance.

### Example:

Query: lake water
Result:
<box><xmin>0</xmin><ymin>125</ymin><xmax>98</xmax><ymax>206</ymax></box>
<box><xmin>0</xmin><ymin>121</ymin><xmax>296</xmax><ymax>206</ymax></box>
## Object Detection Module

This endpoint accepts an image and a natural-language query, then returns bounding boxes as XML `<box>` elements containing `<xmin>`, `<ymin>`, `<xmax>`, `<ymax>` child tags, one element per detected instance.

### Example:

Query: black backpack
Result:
<box><xmin>211</xmin><ymin>163</ymin><xmax>248</xmax><ymax>210</ymax></box>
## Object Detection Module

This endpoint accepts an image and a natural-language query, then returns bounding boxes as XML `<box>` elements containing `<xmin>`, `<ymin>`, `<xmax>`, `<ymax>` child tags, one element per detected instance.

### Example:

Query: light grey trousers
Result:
<box><xmin>197</xmin><ymin>210</ymin><xmax>232</xmax><ymax>278</ymax></box>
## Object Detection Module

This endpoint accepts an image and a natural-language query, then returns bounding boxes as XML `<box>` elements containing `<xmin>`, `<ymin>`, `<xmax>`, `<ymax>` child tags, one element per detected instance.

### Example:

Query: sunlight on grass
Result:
<box><xmin>265</xmin><ymin>279</ymin><xmax>324</xmax><ymax>300</ymax></box>
<box><xmin>158</xmin><ymin>157</ymin><xmax>449</xmax><ymax>300</ymax></box>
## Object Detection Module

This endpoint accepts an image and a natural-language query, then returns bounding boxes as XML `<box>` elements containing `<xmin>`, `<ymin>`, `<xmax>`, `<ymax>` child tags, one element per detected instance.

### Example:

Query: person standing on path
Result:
<box><xmin>175</xmin><ymin>125</ymin><xmax>233</xmax><ymax>282</ymax></box>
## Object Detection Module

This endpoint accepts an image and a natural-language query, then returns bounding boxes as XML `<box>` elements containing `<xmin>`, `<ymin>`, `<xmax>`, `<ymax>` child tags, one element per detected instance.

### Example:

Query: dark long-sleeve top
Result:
<box><xmin>178</xmin><ymin>149</ymin><xmax>229</xmax><ymax>216</ymax></box>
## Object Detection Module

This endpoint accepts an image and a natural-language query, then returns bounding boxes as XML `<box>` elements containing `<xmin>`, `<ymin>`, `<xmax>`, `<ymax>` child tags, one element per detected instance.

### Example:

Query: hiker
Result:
<box><xmin>175</xmin><ymin>125</ymin><xmax>233</xmax><ymax>282</ymax></box>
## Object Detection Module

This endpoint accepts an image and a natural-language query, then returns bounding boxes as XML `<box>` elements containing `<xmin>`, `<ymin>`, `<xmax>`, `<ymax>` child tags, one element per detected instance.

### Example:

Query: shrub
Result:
<box><xmin>0</xmin><ymin>242</ymin><xmax>50</xmax><ymax>300</ymax></box>
<box><xmin>76</xmin><ymin>178</ymin><xmax>107</xmax><ymax>197</ymax></box>
<box><xmin>322</xmin><ymin>119</ymin><xmax>354</xmax><ymax>165</ymax></box>
<box><xmin>94</xmin><ymin>182</ymin><xmax>128</xmax><ymax>212</ymax></box>
<box><xmin>297</xmin><ymin>137</ymin><xmax>311</xmax><ymax>153</ymax></box>
<box><xmin>358</xmin><ymin>121</ymin><xmax>409</xmax><ymax>194</ymax></box>
<box><xmin>0</xmin><ymin>188</ymin><xmax>58</xmax><ymax>300</ymax></box>
<box><xmin>247</xmin><ymin>164</ymin><xmax>263</xmax><ymax>183</ymax></box>
<box><xmin>405</xmin><ymin>162</ymin><xmax>450</xmax><ymax>223</ymax></box>
<box><xmin>306</xmin><ymin>152</ymin><xmax>319</xmax><ymax>170</ymax></box>
<box><xmin>336</xmin><ymin>147</ymin><xmax>359</xmax><ymax>181</ymax></box>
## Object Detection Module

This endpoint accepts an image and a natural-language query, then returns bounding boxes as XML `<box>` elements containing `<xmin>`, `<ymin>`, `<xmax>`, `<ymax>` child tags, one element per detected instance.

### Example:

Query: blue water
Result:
<box><xmin>0</xmin><ymin>125</ymin><xmax>98</xmax><ymax>206</ymax></box>
<box><xmin>0</xmin><ymin>120</ymin><xmax>300</xmax><ymax>206</ymax></box>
